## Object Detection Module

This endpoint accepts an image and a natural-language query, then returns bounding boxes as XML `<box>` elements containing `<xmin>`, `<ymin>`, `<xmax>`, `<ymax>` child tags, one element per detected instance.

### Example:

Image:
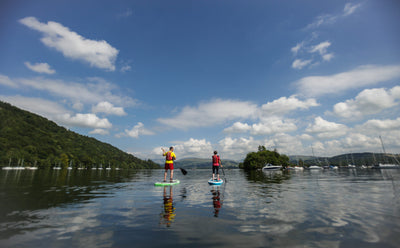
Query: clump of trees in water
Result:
<box><xmin>0</xmin><ymin>101</ymin><xmax>160</xmax><ymax>169</ymax></box>
<box><xmin>239</xmin><ymin>145</ymin><xmax>290</xmax><ymax>170</ymax></box>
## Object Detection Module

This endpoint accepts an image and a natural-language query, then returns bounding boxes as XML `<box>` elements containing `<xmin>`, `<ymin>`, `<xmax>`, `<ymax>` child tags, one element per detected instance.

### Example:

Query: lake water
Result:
<box><xmin>0</xmin><ymin>168</ymin><xmax>399</xmax><ymax>248</ymax></box>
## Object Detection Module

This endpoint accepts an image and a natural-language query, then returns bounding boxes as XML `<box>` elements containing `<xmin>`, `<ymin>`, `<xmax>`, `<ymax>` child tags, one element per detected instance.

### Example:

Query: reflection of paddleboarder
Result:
<box><xmin>211</xmin><ymin>187</ymin><xmax>222</xmax><ymax>217</ymax></box>
<box><xmin>161</xmin><ymin>186</ymin><xmax>175</xmax><ymax>227</ymax></box>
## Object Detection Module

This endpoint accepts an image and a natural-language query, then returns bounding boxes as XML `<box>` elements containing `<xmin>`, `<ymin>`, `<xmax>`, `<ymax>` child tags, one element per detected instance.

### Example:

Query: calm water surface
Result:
<box><xmin>0</xmin><ymin>168</ymin><xmax>399</xmax><ymax>248</ymax></box>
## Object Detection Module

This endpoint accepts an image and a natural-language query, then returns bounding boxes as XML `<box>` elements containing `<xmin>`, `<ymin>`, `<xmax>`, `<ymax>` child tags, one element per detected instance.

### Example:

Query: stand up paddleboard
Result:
<box><xmin>154</xmin><ymin>180</ymin><xmax>180</xmax><ymax>186</ymax></box>
<box><xmin>208</xmin><ymin>178</ymin><xmax>223</xmax><ymax>185</ymax></box>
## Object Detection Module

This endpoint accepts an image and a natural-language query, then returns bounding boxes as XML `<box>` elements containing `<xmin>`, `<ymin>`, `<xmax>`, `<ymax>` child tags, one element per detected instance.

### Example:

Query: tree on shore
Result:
<box><xmin>239</xmin><ymin>145</ymin><xmax>289</xmax><ymax>170</ymax></box>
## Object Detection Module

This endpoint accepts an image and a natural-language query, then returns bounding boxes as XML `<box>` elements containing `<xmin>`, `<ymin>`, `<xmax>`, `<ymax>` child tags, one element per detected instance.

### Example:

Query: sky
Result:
<box><xmin>1</xmin><ymin>0</ymin><xmax>400</xmax><ymax>161</ymax></box>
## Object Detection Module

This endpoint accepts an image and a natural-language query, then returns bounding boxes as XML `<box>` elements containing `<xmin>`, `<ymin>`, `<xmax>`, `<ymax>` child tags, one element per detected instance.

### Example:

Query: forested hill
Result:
<box><xmin>0</xmin><ymin>101</ymin><xmax>160</xmax><ymax>169</ymax></box>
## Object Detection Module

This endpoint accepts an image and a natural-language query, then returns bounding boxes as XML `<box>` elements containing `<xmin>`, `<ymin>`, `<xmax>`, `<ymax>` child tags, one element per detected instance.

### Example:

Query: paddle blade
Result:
<box><xmin>180</xmin><ymin>168</ymin><xmax>188</xmax><ymax>175</ymax></box>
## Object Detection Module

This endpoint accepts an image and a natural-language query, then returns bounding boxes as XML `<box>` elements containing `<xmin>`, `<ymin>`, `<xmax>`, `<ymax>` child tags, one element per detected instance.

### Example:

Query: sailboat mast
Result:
<box><xmin>379</xmin><ymin>135</ymin><xmax>386</xmax><ymax>154</ymax></box>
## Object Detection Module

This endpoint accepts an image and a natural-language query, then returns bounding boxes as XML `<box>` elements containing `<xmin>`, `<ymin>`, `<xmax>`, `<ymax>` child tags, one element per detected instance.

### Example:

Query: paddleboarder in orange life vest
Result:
<box><xmin>162</xmin><ymin>147</ymin><xmax>176</xmax><ymax>182</ymax></box>
<box><xmin>212</xmin><ymin>151</ymin><xmax>222</xmax><ymax>181</ymax></box>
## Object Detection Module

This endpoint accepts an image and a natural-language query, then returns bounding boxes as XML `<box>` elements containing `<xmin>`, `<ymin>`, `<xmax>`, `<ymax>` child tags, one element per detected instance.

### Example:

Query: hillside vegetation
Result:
<box><xmin>0</xmin><ymin>101</ymin><xmax>160</xmax><ymax>169</ymax></box>
<box><xmin>291</xmin><ymin>152</ymin><xmax>400</xmax><ymax>167</ymax></box>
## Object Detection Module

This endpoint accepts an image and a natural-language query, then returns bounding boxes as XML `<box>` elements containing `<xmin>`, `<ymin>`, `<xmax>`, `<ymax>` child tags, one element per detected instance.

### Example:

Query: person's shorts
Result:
<box><xmin>212</xmin><ymin>165</ymin><xmax>219</xmax><ymax>174</ymax></box>
<box><xmin>165</xmin><ymin>163</ymin><xmax>174</xmax><ymax>170</ymax></box>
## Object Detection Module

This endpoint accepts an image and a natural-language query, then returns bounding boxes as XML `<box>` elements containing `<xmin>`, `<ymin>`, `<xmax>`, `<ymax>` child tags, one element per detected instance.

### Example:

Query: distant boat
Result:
<box><xmin>326</xmin><ymin>165</ymin><xmax>338</xmax><ymax>170</ymax></box>
<box><xmin>374</xmin><ymin>136</ymin><xmax>400</xmax><ymax>169</ymax></box>
<box><xmin>374</xmin><ymin>163</ymin><xmax>399</xmax><ymax>169</ymax></box>
<box><xmin>2</xmin><ymin>166</ymin><xmax>26</xmax><ymax>170</ymax></box>
<box><xmin>262</xmin><ymin>164</ymin><xmax>282</xmax><ymax>170</ymax></box>
<box><xmin>293</xmin><ymin>166</ymin><xmax>304</xmax><ymax>170</ymax></box>
<box><xmin>308</xmin><ymin>165</ymin><xmax>322</xmax><ymax>170</ymax></box>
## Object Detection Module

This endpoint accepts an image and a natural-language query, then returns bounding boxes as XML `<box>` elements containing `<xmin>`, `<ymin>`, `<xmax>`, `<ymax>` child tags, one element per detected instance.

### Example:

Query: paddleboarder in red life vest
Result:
<box><xmin>162</xmin><ymin>147</ymin><xmax>176</xmax><ymax>182</ymax></box>
<box><xmin>212</xmin><ymin>151</ymin><xmax>222</xmax><ymax>181</ymax></box>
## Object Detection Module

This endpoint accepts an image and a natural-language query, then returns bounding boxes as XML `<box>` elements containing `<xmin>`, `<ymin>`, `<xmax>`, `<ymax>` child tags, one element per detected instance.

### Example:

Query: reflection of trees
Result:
<box><xmin>245</xmin><ymin>170</ymin><xmax>291</xmax><ymax>184</ymax></box>
<box><xmin>0</xmin><ymin>169</ymin><xmax>139</xmax><ymax>239</ymax></box>
<box><xmin>160</xmin><ymin>186</ymin><xmax>175</xmax><ymax>227</ymax></box>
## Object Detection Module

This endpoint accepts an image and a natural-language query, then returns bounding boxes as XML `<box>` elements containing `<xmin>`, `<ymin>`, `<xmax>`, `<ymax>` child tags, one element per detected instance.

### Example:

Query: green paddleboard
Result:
<box><xmin>154</xmin><ymin>179</ymin><xmax>180</xmax><ymax>186</ymax></box>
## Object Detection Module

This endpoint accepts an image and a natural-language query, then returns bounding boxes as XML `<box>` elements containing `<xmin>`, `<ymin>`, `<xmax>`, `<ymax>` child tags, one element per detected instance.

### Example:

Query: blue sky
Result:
<box><xmin>1</xmin><ymin>0</ymin><xmax>399</xmax><ymax>161</ymax></box>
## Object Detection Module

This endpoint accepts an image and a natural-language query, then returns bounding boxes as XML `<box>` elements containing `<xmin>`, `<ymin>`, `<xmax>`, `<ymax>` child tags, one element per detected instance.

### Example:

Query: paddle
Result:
<box><xmin>179</xmin><ymin>168</ymin><xmax>188</xmax><ymax>175</ymax></box>
<box><xmin>221</xmin><ymin>163</ymin><xmax>227</xmax><ymax>183</ymax></box>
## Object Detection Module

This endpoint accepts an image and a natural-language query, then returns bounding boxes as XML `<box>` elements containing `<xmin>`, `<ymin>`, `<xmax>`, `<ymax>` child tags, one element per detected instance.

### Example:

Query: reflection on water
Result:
<box><xmin>160</xmin><ymin>186</ymin><xmax>175</xmax><ymax>227</ymax></box>
<box><xmin>210</xmin><ymin>186</ymin><xmax>222</xmax><ymax>217</ymax></box>
<box><xmin>1</xmin><ymin>168</ymin><xmax>399</xmax><ymax>248</ymax></box>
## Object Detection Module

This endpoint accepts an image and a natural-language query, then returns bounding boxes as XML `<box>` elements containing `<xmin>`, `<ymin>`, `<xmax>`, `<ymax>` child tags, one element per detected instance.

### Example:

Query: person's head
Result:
<box><xmin>170</xmin><ymin>147</ymin><xmax>174</xmax><ymax>151</ymax></box>
<box><xmin>214</xmin><ymin>150</ymin><xmax>218</xmax><ymax>155</ymax></box>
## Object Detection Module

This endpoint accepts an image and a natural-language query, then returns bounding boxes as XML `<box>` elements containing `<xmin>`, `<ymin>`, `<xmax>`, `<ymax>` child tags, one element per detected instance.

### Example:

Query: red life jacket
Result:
<box><xmin>166</xmin><ymin>151</ymin><xmax>173</xmax><ymax>161</ymax></box>
<box><xmin>212</xmin><ymin>155</ymin><xmax>220</xmax><ymax>166</ymax></box>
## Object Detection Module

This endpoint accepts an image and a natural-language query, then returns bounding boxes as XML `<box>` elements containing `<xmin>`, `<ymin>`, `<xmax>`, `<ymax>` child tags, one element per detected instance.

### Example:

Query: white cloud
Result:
<box><xmin>333</xmin><ymin>86</ymin><xmax>400</xmax><ymax>119</ymax></box>
<box><xmin>174</xmin><ymin>138</ymin><xmax>213</xmax><ymax>158</ymax></box>
<box><xmin>251</xmin><ymin>118</ymin><xmax>298</xmax><ymax>135</ymax></box>
<box><xmin>292</xmin><ymin>59</ymin><xmax>312</xmax><ymax>69</ymax></box>
<box><xmin>305</xmin><ymin>2</ymin><xmax>362</xmax><ymax>29</ymax></box>
<box><xmin>58</xmin><ymin>113</ymin><xmax>112</xmax><ymax>129</ymax></box>
<box><xmin>310</xmin><ymin>41</ymin><xmax>331</xmax><ymax>55</ymax></box>
<box><xmin>224</xmin><ymin>118</ymin><xmax>297</xmax><ymax>136</ymax></box>
<box><xmin>218</xmin><ymin>136</ymin><xmax>259</xmax><ymax>160</ymax></box>
<box><xmin>268</xmin><ymin>133</ymin><xmax>306</xmax><ymax>155</ymax></box>
<box><xmin>0</xmin><ymin>95</ymin><xmax>112</xmax><ymax>130</ymax></box>
<box><xmin>295</xmin><ymin>64</ymin><xmax>400</xmax><ymax>97</ymax></box>
<box><xmin>0</xmin><ymin>75</ymin><xmax>18</xmax><ymax>88</ymax></box>
<box><xmin>117</xmin><ymin>122</ymin><xmax>154</xmax><ymax>139</ymax></box>
<box><xmin>306</xmin><ymin>117</ymin><xmax>348</xmax><ymax>139</ymax></box>
<box><xmin>343</xmin><ymin>3</ymin><xmax>362</xmax><ymax>16</ymax></box>
<box><xmin>322</xmin><ymin>53</ymin><xmax>334</xmax><ymax>61</ymax></box>
<box><xmin>92</xmin><ymin>101</ymin><xmax>126</xmax><ymax>116</ymax></box>
<box><xmin>360</xmin><ymin>117</ymin><xmax>400</xmax><ymax>131</ymax></box>
<box><xmin>0</xmin><ymin>95</ymin><xmax>69</xmax><ymax>118</ymax></box>
<box><xmin>223</xmin><ymin>122</ymin><xmax>251</xmax><ymax>133</ymax></box>
<box><xmin>19</xmin><ymin>16</ymin><xmax>118</xmax><ymax>71</ymax></box>
<box><xmin>309</xmin><ymin>41</ymin><xmax>334</xmax><ymax>62</ymax></box>
<box><xmin>260</xmin><ymin>95</ymin><xmax>319</xmax><ymax>116</ymax></box>
<box><xmin>1</xmin><ymin>75</ymin><xmax>136</xmax><ymax>107</ymax></box>
<box><xmin>291</xmin><ymin>42</ymin><xmax>304</xmax><ymax>55</ymax></box>
<box><xmin>299</xmin><ymin>134</ymin><xmax>313</xmax><ymax>141</ymax></box>
<box><xmin>24</xmin><ymin>62</ymin><xmax>55</xmax><ymax>74</ymax></box>
<box><xmin>158</xmin><ymin>99</ymin><xmax>257</xmax><ymax>129</ymax></box>
<box><xmin>291</xmin><ymin>41</ymin><xmax>334</xmax><ymax>69</ymax></box>
<box><xmin>120</xmin><ymin>65</ymin><xmax>131</xmax><ymax>72</ymax></box>
<box><xmin>117</xmin><ymin>8</ymin><xmax>133</xmax><ymax>19</ymax></box>
<box><xmin>305</xmin><ymin>14</ymin><xmax>338</xmax><ymax>30</ymax></box>
<box><xmin>89</xmin><ymin>129</ymin><xmax>110</xmax><ymax>135</ymax></box>
<box><xmin>121</xmin><ymin>122</ymin><xmax>154</xmax><ymax>139</ymax></box>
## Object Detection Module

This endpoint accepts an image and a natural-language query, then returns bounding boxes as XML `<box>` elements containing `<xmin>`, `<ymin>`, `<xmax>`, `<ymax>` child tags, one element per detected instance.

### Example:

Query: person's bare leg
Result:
<box><xmin>164</xmin><ymin>170</ymin><xmax>167</xmax><ymax>181</ymax></box>
<box><xmin>170</xmin><ymin>170</ymin><xmax>174</xmax><ymax>181</ymax></box>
